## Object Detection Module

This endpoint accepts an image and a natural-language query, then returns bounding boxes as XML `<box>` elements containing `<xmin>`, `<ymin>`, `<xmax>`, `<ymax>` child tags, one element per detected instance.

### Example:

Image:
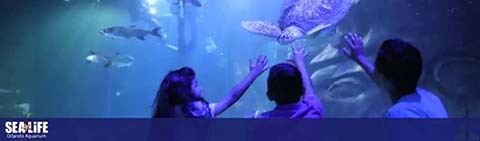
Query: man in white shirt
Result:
<box><xmin>342</xmin><ymin>33</ymin><xmax>448</xmax><ymax>118</ymax></box>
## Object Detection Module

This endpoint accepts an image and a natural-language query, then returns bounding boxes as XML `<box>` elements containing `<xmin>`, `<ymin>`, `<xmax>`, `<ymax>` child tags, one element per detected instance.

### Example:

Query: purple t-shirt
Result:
<box><xmin>255</xmin><ymin>95</ymin><xmax>324</xmax><ymax>118</ymax></box>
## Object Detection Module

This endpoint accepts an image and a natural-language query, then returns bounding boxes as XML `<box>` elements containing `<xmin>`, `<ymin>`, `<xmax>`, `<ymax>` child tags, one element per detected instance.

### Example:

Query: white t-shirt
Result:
<box><xmin>386</xmin><ymin>88</ymin><xmax>448</xmax><ymax>118</ymax></box>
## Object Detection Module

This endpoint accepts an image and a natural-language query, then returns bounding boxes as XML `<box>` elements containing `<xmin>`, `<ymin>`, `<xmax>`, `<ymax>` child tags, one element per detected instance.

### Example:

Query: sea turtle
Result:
<box><xmin>241</xmin><ymin>0</ymin><xmax>353</xmax><ymax>45</ymax></box>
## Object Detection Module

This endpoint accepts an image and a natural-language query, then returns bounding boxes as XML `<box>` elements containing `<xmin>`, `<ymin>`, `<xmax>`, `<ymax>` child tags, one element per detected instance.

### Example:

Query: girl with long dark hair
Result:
<box><xmin>153</xmin><ymin>55</ymin><xmax>268</xmax><ymax>118</ymax></box>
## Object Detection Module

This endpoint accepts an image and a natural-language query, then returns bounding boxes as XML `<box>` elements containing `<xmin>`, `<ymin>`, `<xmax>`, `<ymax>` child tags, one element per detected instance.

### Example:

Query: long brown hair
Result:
<box><xmin>152</xmin><ymin>67</ymin><xmax>209</xmax><ymax>118</ymax></box>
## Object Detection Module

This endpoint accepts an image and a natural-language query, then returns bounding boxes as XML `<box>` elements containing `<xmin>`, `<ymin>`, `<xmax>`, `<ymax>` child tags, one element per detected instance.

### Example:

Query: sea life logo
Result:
<box><xmin>4</xmin><ymin>121</ymin><xmax>48</xmax><ymax>139</ymax></box>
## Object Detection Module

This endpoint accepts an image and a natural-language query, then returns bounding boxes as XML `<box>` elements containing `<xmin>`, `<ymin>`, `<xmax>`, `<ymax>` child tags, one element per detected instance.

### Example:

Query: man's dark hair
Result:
<box><xmin>374</xmin><ymin>39</ymin><xmax>422</xmax><ymax>97</ymax></box>
<box><xmin>267</xmin><ymin>63</ymin><xmax>305</xmax><ymax>105</ymax></box>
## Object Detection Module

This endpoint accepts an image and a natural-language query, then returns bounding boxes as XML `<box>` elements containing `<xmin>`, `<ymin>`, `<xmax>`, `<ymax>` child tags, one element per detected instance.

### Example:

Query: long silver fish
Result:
<box><xmin>86</xmin><ymin>51</ymin><xmax>135</xmax><ymax>68</ymax></box>
<box><xmin>0</xmin><ymin>88</ymin><xmax>21</xmax><ymax>94</ymax></box>
<box><xmin>99</xmin><ymin>26</ymin><xmax>165</xmax><ymax>41</ymax></box>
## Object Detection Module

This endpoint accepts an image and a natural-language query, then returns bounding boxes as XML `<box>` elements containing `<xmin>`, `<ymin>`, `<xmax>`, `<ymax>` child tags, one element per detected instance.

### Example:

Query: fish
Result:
<box><xmin>99</xmin><ymin>26</ymin><xmax>165</xmax><ymax>41</ymax></box>
<box><xmin>85</xmin><ymin>51</ymin><xmax>108</xmax><ymax>64</ymax></box>
<box><xmin>185</xmin><ymin>0</ymin><xmax>202</xmax><ymax>7</ymax></box>
<box><xmin>204</xmin><ymin>36</ymin><xmax>223</xmax><ymax>55</ymax></box>
<box><xmin>165</xmin><ymin>44</ymin><xmax>179</xmax><ymax>51</ymax></box>
<box><xmin>0</xmin><ymin>88</ymin><xmax>21</xmax><ymax>94</ymax></box>
<box><xmin>86</xmin><ymin>51</ymin><xmax>136</xmax><ymax>68</ymax></box>
<box><xmin>168</xmin><ymin>0</ymin><xmax>203</xmax><ymax>17</ymax></box>
<box><xmin>309</xmin><ymin>43</ymin><xmax>339</xmax><ymax>64</ymax></box>
<box><xmin>362</xmin><ymin>28</ymin><xmax>374</xmax><ymax>46</ymax></box>
<box><xmin>16</xmin><ymin>103</ymin><xmax>32</xmax><ymax>118</ymax></box>
<box><xmin>169</xmin><ymin>0</ymin><xmax>202</xmax><ymax>7</ymax></box>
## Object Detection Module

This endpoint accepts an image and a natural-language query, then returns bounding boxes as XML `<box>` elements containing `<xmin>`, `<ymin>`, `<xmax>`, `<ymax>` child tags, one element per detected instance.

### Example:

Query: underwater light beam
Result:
<box><xmin>149</xmin><ymin>8</ymin><xmax>157</xmax><ymax>15</ymax></box>
<box><xmin>146</xmin><ymin>0</ymin><xmax>158</xmax><ymax>6</ymax></box>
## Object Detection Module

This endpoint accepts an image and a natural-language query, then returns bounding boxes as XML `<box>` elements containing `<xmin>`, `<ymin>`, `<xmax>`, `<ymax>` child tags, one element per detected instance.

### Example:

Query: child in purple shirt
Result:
<box><xmin>255</xmin><ymin>44</ymin><xmax>324</xmax><ymax>118</ymax></box>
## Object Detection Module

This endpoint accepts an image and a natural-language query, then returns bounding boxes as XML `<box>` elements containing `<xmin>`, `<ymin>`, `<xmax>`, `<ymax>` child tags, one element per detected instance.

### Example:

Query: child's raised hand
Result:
<box><xmin>291</xmin><ymin>43</ymin><xmax>308</xmax><ymax>65</ymax></box>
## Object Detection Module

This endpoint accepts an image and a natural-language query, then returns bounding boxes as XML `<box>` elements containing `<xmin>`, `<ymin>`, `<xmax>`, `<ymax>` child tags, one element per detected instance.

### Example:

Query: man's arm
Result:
<box><xmin>342</xmin><ymin>32</ymin><xmax>376</xmax><ymax>80</ymax></box>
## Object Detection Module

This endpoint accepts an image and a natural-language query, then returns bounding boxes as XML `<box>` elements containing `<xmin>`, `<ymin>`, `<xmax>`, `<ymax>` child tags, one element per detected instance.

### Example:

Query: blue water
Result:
<box><xmin>0</xmin><ymin>0</ymin><xmax>478</xmax><ymax>118</ymax></box>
